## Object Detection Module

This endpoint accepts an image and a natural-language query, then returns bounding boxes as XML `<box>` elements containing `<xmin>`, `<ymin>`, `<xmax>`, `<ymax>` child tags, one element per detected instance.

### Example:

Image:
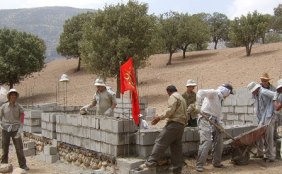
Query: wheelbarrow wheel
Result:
<box><xmin>231</xmin><ymin>146</ymin><xmax>250</xmax><ymax>165</ymax></box>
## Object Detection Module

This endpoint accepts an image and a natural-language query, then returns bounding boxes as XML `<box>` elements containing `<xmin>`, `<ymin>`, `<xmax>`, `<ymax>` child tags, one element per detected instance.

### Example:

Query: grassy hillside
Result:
<box><xmin>0</xmin><ymin>7</ymin><xmax>94</xmax><ymax>62</ymax></box>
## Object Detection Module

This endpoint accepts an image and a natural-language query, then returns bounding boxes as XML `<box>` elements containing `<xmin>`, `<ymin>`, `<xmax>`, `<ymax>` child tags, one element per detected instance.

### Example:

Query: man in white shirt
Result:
<box><xmin>195</xmin><ymin>84</ymin><xmax>233</xmax><ymax>172</ymax></box>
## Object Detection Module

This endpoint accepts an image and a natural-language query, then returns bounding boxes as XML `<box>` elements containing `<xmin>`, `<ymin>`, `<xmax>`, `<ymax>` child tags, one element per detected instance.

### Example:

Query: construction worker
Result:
<box><xmin>0</xmin><ymin>89</ymin><xmax>29</xmax><ymax>170</ymax></box>
<box><xmin>139</xmin><ymin>85</ymin><xmax>187</xmax><ymax>174</ymax></box>
<box><xmin>260</xmin><ymin>73</ymin><xmax>276</xmax><ymax>92</ymax></box>
<box><xmin>274</xmin><ymin>79</ymin><xmax>282</xmax><ymax>113</ymax></box>
<box><xmin>80</xmin><ymin>79</ymin><xmax>117</xmax><ymax>116</ymax></box>
<box><xmin>247</xmin><ymin>82</ymin><xmax>276</xmax><ymax>161</ymax></box>
<box><xmin>182</xmin><ymin>79</ymin><xmax>198</xmax><ymax>127</ymax></box>
<box><xmin>195</xmin><ymin>84</ymin><xmax>233</xmax><ymax>172</ymax></box>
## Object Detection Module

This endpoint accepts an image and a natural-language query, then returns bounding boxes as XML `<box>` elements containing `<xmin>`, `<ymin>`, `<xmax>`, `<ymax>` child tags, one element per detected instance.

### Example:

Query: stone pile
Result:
<box><xmin>58</xmin><ymin>143</ymin><xmax>115</xmax><ymax>172</ymax></box>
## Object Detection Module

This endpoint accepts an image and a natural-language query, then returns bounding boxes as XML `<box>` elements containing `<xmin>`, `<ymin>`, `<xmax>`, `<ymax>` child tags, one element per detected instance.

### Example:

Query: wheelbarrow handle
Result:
<box><xmin>200</xmin><ymin>113</ymin><xmax>235</xmax><ymax>141</ymax></box>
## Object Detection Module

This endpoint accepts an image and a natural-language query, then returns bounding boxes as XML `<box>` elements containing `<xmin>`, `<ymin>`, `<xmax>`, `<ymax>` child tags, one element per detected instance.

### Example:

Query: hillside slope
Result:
<box><xmin>0</xmin><ymin>7</ymin><xmax>94</xmax><ymax>61</ymax></box>
<box><xmin>16</xmin><ymin>43</ymin><xmax>282</xmax><ymax>113</ymax></box>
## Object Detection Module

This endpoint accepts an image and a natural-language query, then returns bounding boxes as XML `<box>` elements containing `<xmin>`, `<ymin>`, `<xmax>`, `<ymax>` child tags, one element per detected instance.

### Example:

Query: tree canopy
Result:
<box><xmin>208</xmin><ymin>12</ymin><xmax>229</xmax><ymax>49</ymax></box>
<box><xmin>229</xmin><ymin>11</ymin><xmax>269</xmax><ymax>56</ymax></box>
<box><xmin>0</xmin><ymin>28</ymin><xmax>46</xmax><ymax>88</ymax></box>
<box><xmin>81</xmin><ymin>1</ymin><xmax>156</xmax><ymax>96</ymax></box>
<box><xmin>57</xmin><ymin>12</ymin><xmax>94</xmax><ymax>71</ymax></box>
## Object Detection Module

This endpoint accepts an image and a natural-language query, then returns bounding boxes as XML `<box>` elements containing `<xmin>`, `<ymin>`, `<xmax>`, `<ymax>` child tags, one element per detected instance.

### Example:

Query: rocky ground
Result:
<box><xmin>3</xmin><ymin>150</ymin><xmax>282</xmax><ymax>174</ymax></box>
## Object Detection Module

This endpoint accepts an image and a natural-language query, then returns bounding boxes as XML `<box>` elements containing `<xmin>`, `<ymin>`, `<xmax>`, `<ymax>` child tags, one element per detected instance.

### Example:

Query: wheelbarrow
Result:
<box><xmin>200</xmin><ymin>113</ymin><xmax>268</xmax><ymax>165</ymax></box>
<box><xmin>224</xmin><ymin>125</ymin><xmax>268</xmax><ymax>165</ymax></box>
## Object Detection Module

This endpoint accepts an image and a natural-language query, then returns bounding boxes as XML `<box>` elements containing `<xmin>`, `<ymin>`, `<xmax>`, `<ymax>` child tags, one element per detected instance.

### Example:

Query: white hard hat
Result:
<box><xmin>247</xmin><ymin>82</ymin><xmax>261</xmax><ymax>93</ymax></box>
<box><xmin>186</xmin><ymin>79</ymin><xmax>197</xmax><ymax>87</ymax></box>
<box><xmin>7</xmin><ymin>88</ymin><xmax>19</xmax><ymax>99</ymax></box>
<box><xmin>59</xmin><ymin>74</ymin><xmax>69</xmax><ymax>82</ymax></box>
<box><xmin>94</xmin><ymin>79</ymin><xmax>106</xmax><ymax>87</ymax></box>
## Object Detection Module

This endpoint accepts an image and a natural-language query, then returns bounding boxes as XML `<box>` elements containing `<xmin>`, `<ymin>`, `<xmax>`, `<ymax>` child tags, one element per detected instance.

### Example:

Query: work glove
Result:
<box><xmin>104</xmin><ymin>108</ymin><xmax>113</xmax><ymax>116</ymax></box>
<box><xmin>80</xmin><ymin>105</ymin><xmax>89</xmax><ymax>115</ymax></box>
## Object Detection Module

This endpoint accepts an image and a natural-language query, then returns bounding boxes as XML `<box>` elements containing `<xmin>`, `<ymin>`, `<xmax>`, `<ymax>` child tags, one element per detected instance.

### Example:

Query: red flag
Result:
<box><xmin>120</xmin><ymin>57</ymin><xmax>140</xmax><ymax>125</ymax></box>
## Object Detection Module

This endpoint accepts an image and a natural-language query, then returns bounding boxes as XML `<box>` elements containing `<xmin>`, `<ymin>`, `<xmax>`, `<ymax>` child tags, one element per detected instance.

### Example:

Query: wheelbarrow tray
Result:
<box><xmin>224</xmin><ymin>125</ymin><xmax>268</xmax><ymax>148</ymax></box>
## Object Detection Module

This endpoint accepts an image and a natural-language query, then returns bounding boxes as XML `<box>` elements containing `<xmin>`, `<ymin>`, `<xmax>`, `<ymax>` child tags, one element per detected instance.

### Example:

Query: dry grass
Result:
<box><xmin>15</xmin><ymin>43</ymin><xmax>282</xmax><ymax>114</ymax></box>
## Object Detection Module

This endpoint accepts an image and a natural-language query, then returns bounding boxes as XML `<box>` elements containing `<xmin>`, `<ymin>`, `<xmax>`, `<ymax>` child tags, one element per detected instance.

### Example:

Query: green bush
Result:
<box><xmin>264</xmin><ymin>32</ymin><xmax>282</xmax><ymax>43</ymax></box>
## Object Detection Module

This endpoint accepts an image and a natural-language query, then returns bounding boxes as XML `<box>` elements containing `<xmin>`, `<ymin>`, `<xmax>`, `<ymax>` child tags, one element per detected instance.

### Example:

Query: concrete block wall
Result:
<box><xmin>23</xmin><ymin>110</ymin><xmax>42</xmax><ymax>133</ymax></box>
<box><xmin>222</xmin><ymin>88</ymin><xmax>258</xmax><ymax>125</ymax></box>
<box><xmin>135</xmin><ymin>125</ymin><xmax>256</xmax><ymax>158</ymax></box>
<box><xmin>55</xmin><ymin>114</ymin><xmax>138</xmax><ymax>157</ymax></box>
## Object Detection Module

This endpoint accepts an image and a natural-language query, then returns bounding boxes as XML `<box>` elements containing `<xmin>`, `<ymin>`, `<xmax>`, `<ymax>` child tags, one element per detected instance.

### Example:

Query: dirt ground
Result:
<box><xmin>7</xmin><ymin>43</ymin><xmax>282</xmax><ymax>173</ymax></box>
<box><xmin>15</xmin><ymin>43</ymin><xmax>282</xmax><ymax>115</ymax></box>
<box><xmin>4</xmin><ymin>148</ymin><xmax>282</xmax><ymax>174</ymax></box>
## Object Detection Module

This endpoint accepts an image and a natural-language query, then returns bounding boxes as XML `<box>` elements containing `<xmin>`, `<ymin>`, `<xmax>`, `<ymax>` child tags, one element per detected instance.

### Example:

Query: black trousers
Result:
<box><xmin>1</xmin><ymin>129</ymin><xmax>27</xmax><ymax>168</ymax></box>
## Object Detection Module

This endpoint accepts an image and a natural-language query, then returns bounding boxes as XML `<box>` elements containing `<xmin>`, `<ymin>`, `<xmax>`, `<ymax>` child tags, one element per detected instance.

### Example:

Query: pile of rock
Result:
<box><xmin>58</xmin><ymin>143</ymin><xmax>115</xmax><ymax>172</ymax></box>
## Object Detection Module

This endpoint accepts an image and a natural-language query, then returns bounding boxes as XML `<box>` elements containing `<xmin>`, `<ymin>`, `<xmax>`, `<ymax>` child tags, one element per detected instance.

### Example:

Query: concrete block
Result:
<box><xmin>81</xmin><ymin>138</ymin><xmax>91</xmax><ymax>150</ymax></box>
<box><xmin>233</xmin><ymin>120</ymin><xmax>244</xmax><ymax>125</ymax></box>
<box><xmin>130</xmin><ymin>168</ymin><xmax>156</xmax><ymax>174</ymax></box>
<box><xmin>192</xmin><ymin>128</ymin><xmax>200</xmax><ymax>141</ymax></box>
<box><xmin>23</xmin><ymin>125</ymin><xmax>41</xmax><ymax>133</ymax></box>
<box><xmin>227</xmin><ymin>114</ymin><xmax>238</xmax><ymax>121</ymax></box>
<box><xmin>41</xmin><ymin>113</ymin><xmax>50</xmax><ymax>122</ymax></box>
<box><xmin>228</xmin><ymin>106</ymin><xmax>235</xmax><ymax>113</ymax></box>
<box><xmin>247</xmin><ymin>107</ymin><xmax>254</xmax><ymax>114</ymax></box>
<box><xmin>25</xmin><ymin>110</ymin><xmax>42</xmax><ymax>119</ymax></box>
<box><xmin>46</xmin><ymin>123</ymin><xmax>56</xmax><ymax>131</ymax></box>
<box><xmin>49</xmin><ymin>113</ymin><xmax>57</xmax><ymax>123</ymax></box>
<box><xmin>234</xmin><ymin>107</ymin><xmax>247</xmax><ymax>114</ymax></box>
<box><xmin>117</xmin><ymin>158</ymin><xmax>145</xmax><ymax>173</ymax></box>
<box><xmin>222</xmin><ymin>107</ymin><xmax>229</xmax><ymax>113</ymax></box>
<box><xmin>136</xmin><ymin>129</ymin><xmax>160</xmax><ymax>145</ymax></box>
<box><xmin>82</xmin><ymin>116</ymin><xmax>91</xmax><ymax>127</ymax></box>
<box><xmin>183</xmin><ymin>128</ymin><xmax>193</xmax><ymax>142</ymax></box>
<box><xmin>182</xmin><ymin>142</ymin><xmax>198</xmax><ymax>156</ymax></box>
<box><xmin>44</xmin><ymin>145</ymin><xmax>58</xmax><ymax>155</ymax></box>
<box><xmin>23</xmin><ymin>141</ymin><xmax>36</xmax><ymax>149</ymax></box>
<box><xmin>24</xmin><ymin>118</ymin><xmax>41</xmax><ymax>126</ymax></box>
<box><xmin>41</xmin><ymin>121</ymin><xmax>47</xmax><ymax>129</ymax></box>
<box><xmin>45</xmin><ymin>154</ymin><xmax>59</xmax><ymax>163</ymax></box>
<box><xmin>23</xmin><ymin>148</ymin><xmax>36</xmax><ymax>157</ymax></box>
<box><xmin>90</xmin><ymin>129</ymin><xmax>101</xmax><ymax>141</ymax></box>
<box><xmin>73</xmin><ymin>136</ymin><xmax>81</xmax><ymax>146</ymax></box>
<box><xmin>136</xmin><ymin>145</ymin><xmax>153</xmax><ymax>158</ymax></box>
<box><xmin>90</xmin><ymin>140</ymin><xmax>101</xmax><ymax>152</ymax></box>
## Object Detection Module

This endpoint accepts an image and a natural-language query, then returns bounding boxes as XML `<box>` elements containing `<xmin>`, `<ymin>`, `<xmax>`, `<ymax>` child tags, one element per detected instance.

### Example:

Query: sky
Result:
<box><xmin>0</xmin><ymin>0</ymin><xmax>282</xmax><ymax>19</ymax></box>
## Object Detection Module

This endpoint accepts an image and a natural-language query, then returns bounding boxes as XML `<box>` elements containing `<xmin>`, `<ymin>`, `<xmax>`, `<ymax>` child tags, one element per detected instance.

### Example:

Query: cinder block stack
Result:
<box><xmin>23</xmin><ymin>110</ymin><xmax>42</xmax><ymax>133</ymax></box>
<box><xmin>222</xmin><ymin>88</ymin><xmax>257</xmax><ymax>125</ymax></box>
<box><xmin>114</xmin><ymin>98</ymin><xmax>147</xmax><ymax>119</ymax></box>
<box><xmin>23</xmin><ymin>141</ymin><xmax>36</xmax><ymax>157</ymax></box>
<box><xmin>38</xmin><ymin>145</ymin><xmax>59</xmax><ymax>163</ymax></box>
<box><xmin>41</xmin><ymin>113</ymin><xmax>57</xmax><ymax>139</ymax></box>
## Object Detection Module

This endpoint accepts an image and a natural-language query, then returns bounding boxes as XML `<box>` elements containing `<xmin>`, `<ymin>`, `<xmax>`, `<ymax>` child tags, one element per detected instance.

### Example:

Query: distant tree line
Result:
<box><xmin>56</xmin><ymin>1</ymin><xmax>282</xmax><ymax>95</ymax></box>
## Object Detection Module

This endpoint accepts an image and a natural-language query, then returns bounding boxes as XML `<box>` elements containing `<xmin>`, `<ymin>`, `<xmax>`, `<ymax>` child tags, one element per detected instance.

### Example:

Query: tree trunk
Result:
<box><xmin>9</xmin><ymin>83</ymin><xmax>13</xmax><ymax>89</ymax></box>
<box><xmin>245</xmin><ymin>43</ymin><xmax>253</xmax><ymax>57</ymax></box>
<box><xmin>167</xmin><ymin>52</ymin><xmax>173</xmax><ymax>65</ymax></box>
<box><xmin>76</xmin><ymin>57</ymin><xmax>81</xmax><ymax>71</ymax></box>
<box><xmin>182</xmin><ymin>44</ymin><xmax>188</xmax><ymax>59</ymax></box>
<box><xmin>214</xmin><ymin>40</ymin><xmax>218</xmax><ymax>50</ymax></box>
<box><xmin>116</xmin><ymin>72</ymin><xmax>121</xmax><ymax>98</ymax></box>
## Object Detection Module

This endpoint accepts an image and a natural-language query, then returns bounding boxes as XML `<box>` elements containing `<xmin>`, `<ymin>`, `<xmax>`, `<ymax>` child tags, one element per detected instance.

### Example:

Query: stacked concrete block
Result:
<box><xmin>55</xmin><ymin>114</ymin><xmax>138</xmax><ymax>157</ymax></box>
<box><xmin>222</xmin><ymin>88</ymin><xmax>256</xmax><ymax>126</ymax></box>
<box><xmin>23</xmin><ymin>110</ymin><xmax>42</xmax><ymax>133</ymax></box>
<box><xmin>41</xmin><ymin>113</ymin><xmax>57</xmax><ymax>139</ymax></box>
<box><xmin>38</xmin><ymin>145</ymin><xmax>59</xmax><ymax>163</ymax></box>
<box><xmin>114</xmin><ymin>98</ymin><xmax>147</xmax><ymax>119</ymax></box>
<box><xmin>23</xmin><ymin>141</ymin><xmax>36</xmax><ymax>157</ymax></box>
